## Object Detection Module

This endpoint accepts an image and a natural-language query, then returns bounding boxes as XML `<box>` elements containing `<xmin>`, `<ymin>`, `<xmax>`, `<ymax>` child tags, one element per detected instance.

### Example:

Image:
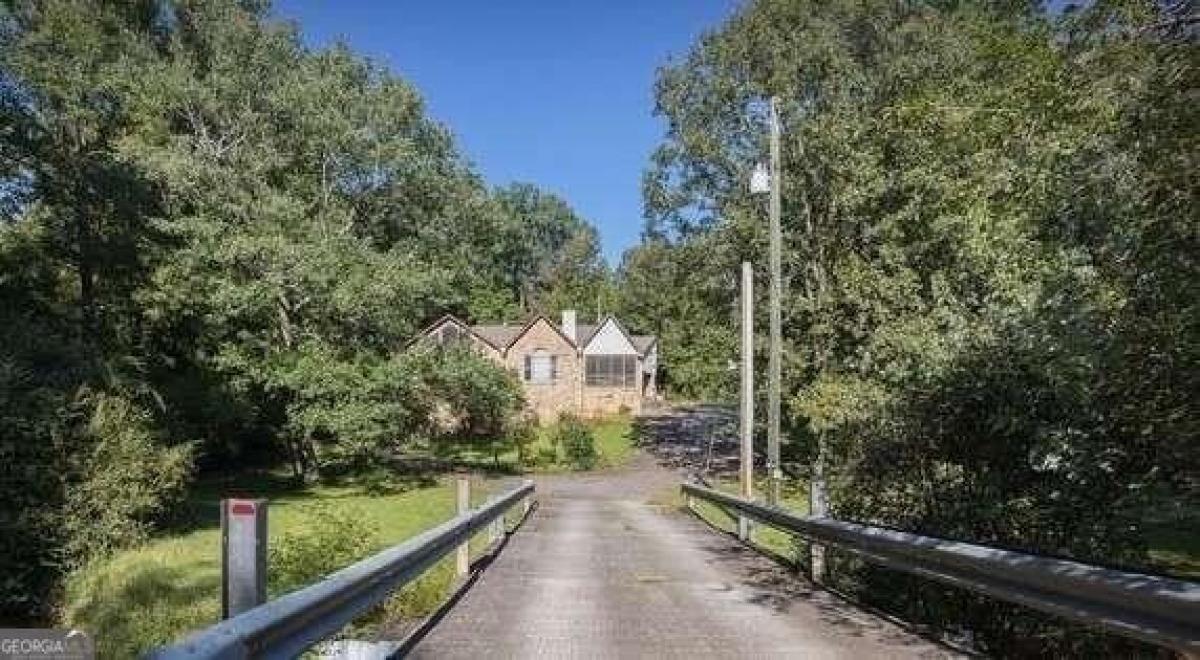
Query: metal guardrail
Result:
<box><xmin>681</xmin><ymin>482</ymin><xmax>1200</xmax><ymax>653</ymax></box>
<box><xmin>149</xmin><ymin>480</ymin><xmax>535</xmax><ymax>659</ymax></box>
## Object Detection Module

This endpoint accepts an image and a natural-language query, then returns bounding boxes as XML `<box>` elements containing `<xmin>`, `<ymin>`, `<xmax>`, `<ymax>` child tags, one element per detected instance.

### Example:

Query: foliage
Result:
<box><xmin>634</xmin><ymin>0</ymin><xmax>1197</xmax><ymax>654</ymax></box>
<box><xmin>62</xmin><ymin>393</ymin><xmax>194</xmax><ymax>562</ymax></box>
<box><xmin>556</xmin><ymin>414</ymin><xmax>598</xmax><ymax>471</ymax></box>
<box><xmin>508</xmin><ymin>413</ymin><xmax>539</xmax><ymax>467</ymax></box>
<box><xmin>268</xmin><ymin>502</ymin><xmax>380</xmax><ymax>594</ymax></box>
<box><xmin>0</xmin><ymin>0</ymin><xmax>582</xmax><ymax>623</ymax></box>
<box><xmin>617</xmin><ymin>236</ymin><xmax>738</xmax><ymax>400</ymax></box>
<box><xmin>492</xmin><ymin>183</ymin><xmax>615</xmax><ymax>318</ymax></box>
<box><xmin>410</xmin><ymin>345</ymin><xmax>527</xmax><ymax>463</ymax></box>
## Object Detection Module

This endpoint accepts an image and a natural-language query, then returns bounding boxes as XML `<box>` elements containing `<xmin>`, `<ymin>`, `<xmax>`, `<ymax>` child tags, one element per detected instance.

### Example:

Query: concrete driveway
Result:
<box><xmin>408</xmin><ymin>409</ymin><xmax>958</xmax><ymax>659</ymax></box>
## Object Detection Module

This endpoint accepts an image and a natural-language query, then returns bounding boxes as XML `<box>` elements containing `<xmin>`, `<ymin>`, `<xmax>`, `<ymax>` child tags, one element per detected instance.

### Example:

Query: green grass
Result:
<box><xmin>525</xmin><ymin>415</ymin><xmax>636</xmax><ymax>471</ymax></box>
<box><xmin>588</xmin><ymin>416</ymin><xmax>637</xmax><ymax>468</ymax></box>
<box><xmin>62</xmin><ymin>475</ymin><xmax>506</xmax><ymax>659</ymax></box>
<box><xmin>458</xmin><ymin>414</ymin><xmax>637</xmax><ymax>472</ymax></box>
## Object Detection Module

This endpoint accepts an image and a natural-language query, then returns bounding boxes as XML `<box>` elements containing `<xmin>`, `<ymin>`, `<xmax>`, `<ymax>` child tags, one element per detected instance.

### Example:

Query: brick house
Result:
<box><xmin>416</xmin><ymin>310</ymin><xmax>658</xmax><ymax>421</ymax></box>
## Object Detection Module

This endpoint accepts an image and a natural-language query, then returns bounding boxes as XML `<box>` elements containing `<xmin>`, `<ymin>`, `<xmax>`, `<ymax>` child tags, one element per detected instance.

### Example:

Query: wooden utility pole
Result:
<box><xmin>767</xmin><ymin>96</ymin><xmax>783</xmax><ymax>506</ymax></box>
<box><xmin>739</xmin><ymin>261</ymin><xmax>754</xmax><ymax>541</ymax></box>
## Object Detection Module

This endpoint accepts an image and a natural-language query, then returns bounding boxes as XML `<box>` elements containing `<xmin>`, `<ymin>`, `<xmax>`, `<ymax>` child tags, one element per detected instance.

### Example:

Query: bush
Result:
<box><xmin>508</xmin><ymin>414</ymin><xmax>538</xmax><ymax>467</ymax></box>
<box><xmin>269</xmin><ymin>503</ymin><xmax>379</xmax><ymax>594</ymax></box>
<box><xmin>410</xmin><ymin>346</ymin><xmax>526</xmax><ymax>463</ymax></box>
<box><xmin>556</xmin><ymin>414</ymin><xmax>597</xmax><ymax>471</ymax></box>
<box><xmin>535</xmin><ymin>443</ymin><xmax>560</xmax><ymax>467</ymax></box>
<box><xmin>62</xmin><ymin>394</ymin><xmax>194</xmax><ymax>563</ymax></box>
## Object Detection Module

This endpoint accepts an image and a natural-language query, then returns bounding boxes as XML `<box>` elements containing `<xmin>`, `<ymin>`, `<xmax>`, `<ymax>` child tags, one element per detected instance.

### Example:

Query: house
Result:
<box><xmin>416</xmin><ymin>310</ymin><xmax>659</xmax><ymax>421</ymax></box>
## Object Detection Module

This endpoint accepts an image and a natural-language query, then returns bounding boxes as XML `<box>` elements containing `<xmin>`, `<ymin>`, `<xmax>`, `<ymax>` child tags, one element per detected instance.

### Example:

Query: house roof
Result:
<box><xmin>631</xmin><ymin>335</ymin><xmax>657</xmax><ymax>354</ymax></box>
<box><xmin>471</xmin><ymin>324</ymin><xmax>524</xmax><ymax>349</ymax></box>
<box><xmin>419</xmin><ymin>313</ymin><xmax>656</xmax><ymax>355</ymax></box>
<box><xmin>408</xmin><ymin>314</ymin><xmax>482</xmax><ymax>348</ymax></box>
<box><xmin>575</xmin><ymin>324</ymin><xmax>599</xmax><ymax>345</ymax></box>
<box><xmin>589</xmin><ymin>315</ymin><xmax>654</xmax><ymax>356</ymax></box>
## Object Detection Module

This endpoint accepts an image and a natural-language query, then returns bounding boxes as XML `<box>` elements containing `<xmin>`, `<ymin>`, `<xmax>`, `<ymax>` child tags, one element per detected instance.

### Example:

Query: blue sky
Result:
<box><xmin>273</xmin><ymin>1</ymin><xmax>739</xmax><ymax>264</ymax></box>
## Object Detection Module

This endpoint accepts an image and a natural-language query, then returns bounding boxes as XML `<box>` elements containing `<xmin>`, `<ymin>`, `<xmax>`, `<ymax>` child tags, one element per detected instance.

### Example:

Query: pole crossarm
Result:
<box><xmin>681</xmin><ymin>482</ymin><xmax>1200</xmax><ymax>653</ymax></box>
<box><xmin>149</xmin><ymin>480</ymin><xmax>535</xmax><ymax>660</ymax></box>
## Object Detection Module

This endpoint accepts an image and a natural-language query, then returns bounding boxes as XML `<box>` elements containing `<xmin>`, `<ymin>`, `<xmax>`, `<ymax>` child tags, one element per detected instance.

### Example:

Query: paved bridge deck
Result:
<box><xmin>410</xmin><ymin>425</ymin><xmax>956</xmax><ymax>658</ymax></box>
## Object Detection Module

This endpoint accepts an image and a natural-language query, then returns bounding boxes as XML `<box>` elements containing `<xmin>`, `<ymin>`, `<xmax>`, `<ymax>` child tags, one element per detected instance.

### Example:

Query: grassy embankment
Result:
<box><xmin>64</xmin><ymin>415</ymin><xmax>636</xmax><ymax>658</ymax></box>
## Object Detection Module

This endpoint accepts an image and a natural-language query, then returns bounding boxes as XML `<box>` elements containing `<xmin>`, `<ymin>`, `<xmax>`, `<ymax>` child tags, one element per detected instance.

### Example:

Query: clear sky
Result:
<box><xmin>273</xmin><ymin>1</ymin><xmax>739</xmax><ymax>264</ymax></box>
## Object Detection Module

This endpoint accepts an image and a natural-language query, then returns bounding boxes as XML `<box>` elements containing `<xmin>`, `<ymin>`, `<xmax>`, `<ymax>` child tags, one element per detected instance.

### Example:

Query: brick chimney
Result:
<box><xmin>561</xmin><ymin>309</ymin><xmax>577</xmax><ymax>344</ymax></box>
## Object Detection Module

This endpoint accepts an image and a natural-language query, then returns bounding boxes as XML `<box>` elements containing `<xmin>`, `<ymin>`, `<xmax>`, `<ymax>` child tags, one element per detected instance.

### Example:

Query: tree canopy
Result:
<box><xmin>622</xmin><ymin>0</ymin><xmax>1196</xmax><ymax>654</ymax></box>
<box><xmin>0</xmin><ymin>0</ymin><xmax>605</xmax><ymax>623</ymax></box>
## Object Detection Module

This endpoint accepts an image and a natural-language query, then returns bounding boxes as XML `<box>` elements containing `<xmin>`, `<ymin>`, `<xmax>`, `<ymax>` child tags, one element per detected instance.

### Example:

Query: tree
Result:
<box><xmin>493</xmin><ymin>182</ymin><xmax>612</xmax><ymax>317</ymax></box>
<box><xmin>636</xmin><ymin>0</ymin><xmax>1197</xmax><ymax>654</ymax></box>
<box><xmin>0</xmin><ymin>0</ymin><xmax>542</xmax><ymax>622</ymax></box>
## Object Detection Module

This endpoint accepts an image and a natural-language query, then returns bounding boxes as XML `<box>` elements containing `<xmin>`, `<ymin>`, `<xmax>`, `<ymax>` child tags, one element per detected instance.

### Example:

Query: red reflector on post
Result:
<box><xmin>230</xmin><ymin>501</ymin><xmax>256</xmax><ymax>516</ymax></box>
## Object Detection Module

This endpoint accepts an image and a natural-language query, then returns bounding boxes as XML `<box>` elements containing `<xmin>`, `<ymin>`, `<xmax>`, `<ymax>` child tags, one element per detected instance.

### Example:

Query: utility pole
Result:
<box><xmin>738</xmin><ymin>261</ymin><xmax>754</xmax><ymax>541</ymax></box>
<box><xmin>767</xmin><ymin>96</ymin><xmax>783</xmax><ymax>506</ymax></box>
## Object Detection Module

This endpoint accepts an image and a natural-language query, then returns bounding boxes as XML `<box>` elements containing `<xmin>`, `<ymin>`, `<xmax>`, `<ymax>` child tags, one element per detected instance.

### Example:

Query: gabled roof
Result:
<box><xmin>579</xmin><ymin>315</ymin><xmax>641</xmax><ymax>354</ymax></box>
<box><xmin>415</xmin><ymin>312</ymin><xmax>657</xmax><ymax>356</ymax></box>
<box><xmin>502</xmin><ymin>314</ymin><xmax>577</xmax><ymax>350</ymax></box>
<box><xmin>631</xmin><ymin>335</ymin><xmax>657</xmax><ymax>355</ymax></box>
<box><xmin>410</xmin><ymin>314</ymin><xmax>502</xmax><ymax>350</ymax></box>
<box><xmin>575</xmin><ymin>324</ymin><xmax>599</xmax><ymax>346</ymax></box>
<box><xmin>578</xmin><ymin>317</ymin><xmax>656</xmax><ymax>356</ymax></box>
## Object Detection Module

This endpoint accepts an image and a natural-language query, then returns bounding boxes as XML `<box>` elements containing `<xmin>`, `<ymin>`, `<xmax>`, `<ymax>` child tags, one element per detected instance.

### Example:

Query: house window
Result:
<box><xmin>523</xmin><ymin>349</ymin><xmax>557</xmax><ymax>384</ymax></box>
<box><xmin>437</xmin><ymin>324</ymin><xmax>463</xmax><ymax>345</ymax></box>
<box><xmin>585</xmin><ymin>355</ymin><xmax>637</xmax><ymax>388</ymax></box>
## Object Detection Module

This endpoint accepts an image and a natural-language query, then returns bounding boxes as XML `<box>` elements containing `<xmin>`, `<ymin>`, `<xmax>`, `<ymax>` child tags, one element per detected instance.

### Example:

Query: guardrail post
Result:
<box><xmin>456</xmin><ymin>477</ymin><xmax>470</xmax><ymax>578</ymax></box>
<box><xmin>221</xmin><ymin>498</ymin><xmax>267</xmax><ymax>619</ymax></box>
<box><xmin>738</xmin><ymin>514</ymin><xmax>752</xmax><ymax>541</ymax></box>
<box><xmin>489</xmin><ymin>494</ymin><xmax>504</xmax><ymax>544</ymax></box>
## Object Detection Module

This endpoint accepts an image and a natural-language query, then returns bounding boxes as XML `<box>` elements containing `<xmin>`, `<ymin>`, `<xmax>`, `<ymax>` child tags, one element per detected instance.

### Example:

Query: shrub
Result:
<box><xmin>269</xmin><ymin>503</ymin><xmax>379</xmax><ymax>594</ymax></box>
<box><xmin>410</xmin><ymin>345</ymin><xmax>526</xmax><ymax>463</ymax></box>
<box><xmin>556</xmin><ymin>414</ymin><xmax>597</xmax><ymax>471</ymax></box>
<box><xmin>508</xmin><ymin>414</ymin><xmax>538</xmax><ymax>467</ymax></box>
<box><xmin>535</xmin><ymin>443</ymin><xmax>560</xmax><ymax>467</ymax></box>
<box><xmin>63</xmin><ymin>393</ymin><xmax>194</xmax><ymax>564</ymax></box>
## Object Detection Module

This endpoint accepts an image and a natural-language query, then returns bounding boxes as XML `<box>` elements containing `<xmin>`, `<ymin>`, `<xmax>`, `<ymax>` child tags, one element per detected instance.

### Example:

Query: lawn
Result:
<box><xmin>61</xmin><ymin>474</ymin><xmax>509</xmax><ymax>658</ymax></box>
<box><xmin>524</xmin><ymin>415</ymin><xmax>636</xmax><ymax>470</ymax></box>
<box><xmin>456</xmin><ymin>414</ymin><xmax>637</xmax><ymax>472</ymax></box>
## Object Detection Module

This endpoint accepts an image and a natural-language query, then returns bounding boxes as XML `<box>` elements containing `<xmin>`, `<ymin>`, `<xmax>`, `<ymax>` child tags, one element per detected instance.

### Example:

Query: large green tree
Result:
<box><xmin>632</xmin><ymin>0</ymin><xmax>1197</xmax><ymax>654</ymax></box>
<box><xmin>0</xmin><ymin>0</ymin><xmax>582</xmax><ymax>623</ymax></box>
<box><xmin>492</xmin><ymin>182</ymin><xmax>612</xmax><ymax>319</ymax></box>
